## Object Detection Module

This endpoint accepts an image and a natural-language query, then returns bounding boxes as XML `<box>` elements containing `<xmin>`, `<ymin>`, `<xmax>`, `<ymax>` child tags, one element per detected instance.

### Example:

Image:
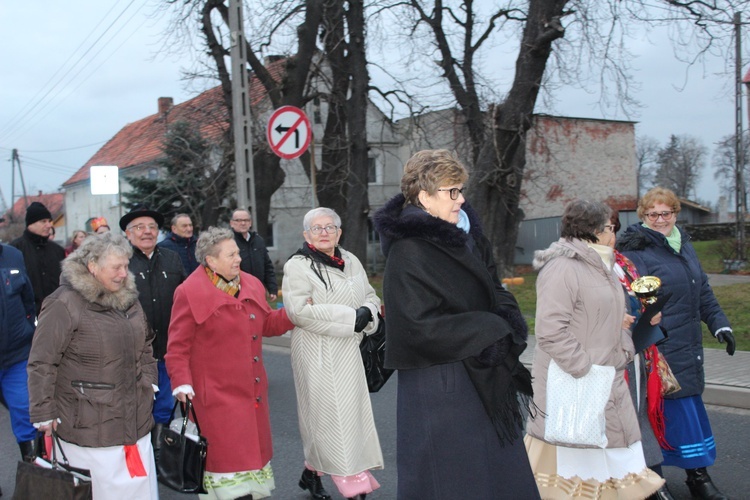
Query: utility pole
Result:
<box><xmin>734</xmin><ymin>12</ymin><xmax>746</xmax><ymax>262</ymax></box>
<box><xmin>11</xmin><ymin>149</ymin><xmax>29</xmax><ymax>220</ymax></box>
<box><xmin>229</xmin><ymin>0</ymin><xmax>256</xmax><ymax>226</ymax></box>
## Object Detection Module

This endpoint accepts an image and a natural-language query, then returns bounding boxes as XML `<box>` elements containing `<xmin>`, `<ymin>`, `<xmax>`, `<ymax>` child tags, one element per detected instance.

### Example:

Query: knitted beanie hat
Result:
<box><xmin>26</xmin><ymin>202</ymin><xmax>52</xmax><ymax>226</ymax></box>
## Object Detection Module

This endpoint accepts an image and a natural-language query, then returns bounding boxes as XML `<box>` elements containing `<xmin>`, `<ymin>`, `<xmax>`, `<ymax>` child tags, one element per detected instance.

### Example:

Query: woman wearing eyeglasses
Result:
<box><xmin>524</xmin><ymin>199</ymin><xmax>664</xmax><ymax>499</ymax></box>
<box><xmin>617</xmin><ymin>187</ymin><xmax>734</xmax><ymax>500</ymax></box>
<box><xmin>282</xmin><ymin>207</ymin><xmax>383</xmax><ymax>500</ymax></box>
<box><xmin>374</xmin><ymin>149</ymin><xmax>539</xmax><ymax>499</ymax></box>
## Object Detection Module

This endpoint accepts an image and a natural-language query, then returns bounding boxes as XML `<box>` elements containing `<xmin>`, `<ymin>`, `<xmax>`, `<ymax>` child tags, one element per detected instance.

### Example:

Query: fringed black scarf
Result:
<box><xmin>463</xmin><ymin>342</ymin><xmax>535</xmax><ymax>445</ymax></box>
<box><xmin>292</xmin><ymin>242</ymin><xmax>345</xmax><ymax>289</ymax></box>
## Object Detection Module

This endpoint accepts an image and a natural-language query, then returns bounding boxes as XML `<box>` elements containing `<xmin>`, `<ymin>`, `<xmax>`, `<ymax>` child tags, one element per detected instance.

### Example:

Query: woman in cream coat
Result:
<box><xmin>283</xmin><ymin>207</ymin><xmax>383</xmax><ymax>500</ymax></box>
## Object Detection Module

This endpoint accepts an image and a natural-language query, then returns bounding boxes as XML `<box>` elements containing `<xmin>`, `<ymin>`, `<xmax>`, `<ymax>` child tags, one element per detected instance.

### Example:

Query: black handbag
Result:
<box><xmin>13</xmin><ymin>432</ymin><xmax>93</xmax><ymax>500</ymax></box>
<box><xmin>157</xmin><ymin>399</ymin><xmax>208</xmax><ymax>494</ymax></box>
<box><xmin>360</xmin><ymin>313</ymin><xmax>394</xmax><ymax>392</ymax></box>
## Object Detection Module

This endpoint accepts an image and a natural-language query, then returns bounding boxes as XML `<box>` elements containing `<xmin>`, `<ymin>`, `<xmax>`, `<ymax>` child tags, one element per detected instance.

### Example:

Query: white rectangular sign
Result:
<box><xmin>90</xmin><ymin>166</ymin><xmax>119</xmax><ymax>195</ymax></box>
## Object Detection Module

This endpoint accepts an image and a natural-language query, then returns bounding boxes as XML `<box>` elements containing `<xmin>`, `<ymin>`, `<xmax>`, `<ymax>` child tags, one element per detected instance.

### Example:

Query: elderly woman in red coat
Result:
<box><xmin>166</xmin><ymin>226</ymin><xmax>293</xmax><ymax>499</ymax></box>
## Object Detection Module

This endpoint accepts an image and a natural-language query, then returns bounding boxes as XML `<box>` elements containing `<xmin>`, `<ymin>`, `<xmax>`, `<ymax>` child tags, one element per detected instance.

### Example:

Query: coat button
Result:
<box><xmin>252</xmin><ymin>335</ymin><xmax>258</xmax><ymax>340</ymax></box>
<box><xmin>249</xmin><ymin>314</ymin><xmax>256</xmax><ymax>320</ymax></box>
<box><xmin>255</xmin><ymin>377</ymin><xmax>260</xmax><ymax>383</ymax></box>
<box><xmin>254</xmin><ymin>356</ymin><xmax>259</xmax><ymax>362</ymax></box>
<box><xmin>256</xmin><ymin>396</ymin><xmax>262</xmax><ymax>402</ymax></box>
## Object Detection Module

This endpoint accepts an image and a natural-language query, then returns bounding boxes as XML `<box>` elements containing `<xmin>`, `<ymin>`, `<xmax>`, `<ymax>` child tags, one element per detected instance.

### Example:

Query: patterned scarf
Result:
<box><xmin>613</xmin><ymin>249</ymin><xmax>669</xmax><ymax>449</ymax></box>
<box><xmin>204</xmin><ymin>266</ymin><xmax>241</xmax><ymax>297</ymax></box>
<box><xmin>291</xmin><ymin>242</ymin><xmax>345</xmax><ymax>289</ymax></box>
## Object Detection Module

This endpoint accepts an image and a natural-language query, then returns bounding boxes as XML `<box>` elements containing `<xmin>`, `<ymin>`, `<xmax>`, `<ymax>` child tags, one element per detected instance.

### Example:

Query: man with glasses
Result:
<box><xmin>229</xmin><ymin>208</ymin><xmax>278</xmax><ymax>301</ymax></box>
<box><xmin>120</xmin><ymin>206</ymin><xmax>186</xmax><ymax>468</ymax></box>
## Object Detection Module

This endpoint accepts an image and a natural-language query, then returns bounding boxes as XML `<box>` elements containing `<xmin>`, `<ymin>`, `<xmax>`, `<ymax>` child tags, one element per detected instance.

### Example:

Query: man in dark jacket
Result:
<box><xmin>0</xmin><ymin>243</ymin><xmax>38</xmax><ymax>463</ymax></box>
<box><xmin>121</xmin><ymin>207</ymin><xmax>186</xmax><ymax>462</ymax></box>
<box><xmin>10</xmin><ymin>201</ymin><xmax>65</xmax><ymax>316</ymax></box>
<box><xmin>157</xmin><ymin>213</ymin><xmax>198</xmax><ymax>274</ymax></box>
<box><xmin>230</xmin><ymin>208</ymin><xmax>278</xmax><ymax>300</ymax></box>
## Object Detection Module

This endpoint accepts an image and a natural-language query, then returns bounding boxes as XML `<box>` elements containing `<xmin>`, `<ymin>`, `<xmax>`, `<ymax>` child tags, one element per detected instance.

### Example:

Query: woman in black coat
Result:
<box><xmin>617</xmin><ymin>187</ymin><xmax>734</xmax><ymax>500</ymax></box>
<box><xmin>373</xmin><ymin>149</ymin><xmax>539</xmax><ymax>499</ymax></box>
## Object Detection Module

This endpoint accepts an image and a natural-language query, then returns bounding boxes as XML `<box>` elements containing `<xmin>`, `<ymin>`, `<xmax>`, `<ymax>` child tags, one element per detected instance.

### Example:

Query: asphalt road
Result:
<box><xmin>2</xmin><ymin>347</ymin><xmax>748</xmax><ymax>499</ymax></box>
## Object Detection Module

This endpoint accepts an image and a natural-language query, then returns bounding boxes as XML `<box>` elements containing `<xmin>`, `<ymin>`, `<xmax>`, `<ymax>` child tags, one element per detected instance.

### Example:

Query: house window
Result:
<box><xmin>147</xmin><ymin>168</ymin><xmax>158</xmax><ymax>180</ymax></box>
<box><xmin>264</xmin><ymin>222</ymin><xmax>275</xmax><ymax>248</ymax></box>
<box><xmin>367</xmin><ymin>217</ymin><xmax>380</xmax><ymax>243</ymax></box>
<box><xmin>313</xmin><ymin>97</ymin><xmax>322</xmax><ymax>124</ymax></box>
<box><xmin>367</xmin><ymin>157</ymin><xmax>380</xmax><ymax>184</ymax></box>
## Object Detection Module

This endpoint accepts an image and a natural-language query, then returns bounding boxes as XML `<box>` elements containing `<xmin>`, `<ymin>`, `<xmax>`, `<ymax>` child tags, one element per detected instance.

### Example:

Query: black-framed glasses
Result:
<box><xmin>645</xmin><ymin>211</ymin><xmax>674</xmax><ymax>222</ymax></box>
<box><xmin>604</xmin><ymin>224</ymin><xmax>615</xmax><ymax>232</ymax></box>
<box><xmin>308</xmin><ymin>224</ymin><xmax>339</xmax><ymax>235</ymax></box>
<box><xmin>436</xmin><ymin>187</ymin><xmax>465</xmax><ymax>200</ymax></box>
<box><xmin>232</xmin><ymin>218</ymin><xmax>252</xmax><ymax>224</ymax></box>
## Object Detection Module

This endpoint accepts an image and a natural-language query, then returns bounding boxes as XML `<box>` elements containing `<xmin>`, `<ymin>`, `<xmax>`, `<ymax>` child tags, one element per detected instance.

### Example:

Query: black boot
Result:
<box><xmin>347</xmin><ymin>495</ymin><xmax>367</xmax><ymax>500</ymax></box>
<box><xmin>686</xmin><ymin>468</ymin><xmax>728</xmax><ymax>500</ymax></box>
<box><xmin>151</xmin><ymin>423</ymin><xmax>165</xmax><ymax>475</ymax></box>
<box><xmin>648</xmin><ymin>483</ymin><xmax>675</xmax><ymax>500</ymax></box>
<box><xmin>298</xmin><ymin>468</ymin><xmax>332</xmax><ymax>500</ymax></box>
<box><xmin>19</xmin><ymin>439</ymin><xmax>38</xmax><ymax>463</ymax></box>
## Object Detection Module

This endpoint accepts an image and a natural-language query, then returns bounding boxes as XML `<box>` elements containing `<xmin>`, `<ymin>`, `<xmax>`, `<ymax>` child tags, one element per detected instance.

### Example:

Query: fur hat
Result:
<box><xmin>26</xmin><ymin>202</ymin><xmax>52</xmax><ymax>226</ymax></box>
<box><xmin>119</xmin><ymin>206</ymin><xmax>164</xmax><ymax>231</ymax></box>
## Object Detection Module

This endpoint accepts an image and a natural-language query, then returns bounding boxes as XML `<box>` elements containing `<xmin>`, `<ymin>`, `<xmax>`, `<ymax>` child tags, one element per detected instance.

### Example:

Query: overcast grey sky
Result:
<box><xmin>0</xmin><ymin>1</ymin><xmax>741</xmax><ymax>216</ymax></box>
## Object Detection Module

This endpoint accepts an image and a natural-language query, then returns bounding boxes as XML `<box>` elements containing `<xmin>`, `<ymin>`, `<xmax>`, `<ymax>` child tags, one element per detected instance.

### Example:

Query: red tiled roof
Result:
<box><xmin>3</xmin><ymin>192</ymin><xmax>64</xmax><ymax>224</ymax></box>
<box><xmin>64</xmin><ymin>58</ymin><xmax>287</xmax><ymax>187</ymax></box>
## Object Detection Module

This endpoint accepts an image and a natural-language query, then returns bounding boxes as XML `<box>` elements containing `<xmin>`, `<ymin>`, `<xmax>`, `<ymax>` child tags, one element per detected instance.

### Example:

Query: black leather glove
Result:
<box><xmin>477</xmin><ymin>336</ymin><xmax>512</xmax><ymax>367</ymax></box>
<box><xmin>354</xmin><ymin>306</ymin><xmax>373</xmax><ymax>333</ymax></box>
<box><xmin>716</xmin><ymin>329</ymin><xmax>736</xmax><ymax>356</ymax></box>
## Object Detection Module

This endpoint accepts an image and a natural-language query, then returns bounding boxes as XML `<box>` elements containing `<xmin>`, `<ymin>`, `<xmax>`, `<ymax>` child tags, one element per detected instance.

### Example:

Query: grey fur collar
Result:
<box><xmin>61</xmin><ymin>258</ymin><xmax>139</xmax><ymax>311</ymax></box>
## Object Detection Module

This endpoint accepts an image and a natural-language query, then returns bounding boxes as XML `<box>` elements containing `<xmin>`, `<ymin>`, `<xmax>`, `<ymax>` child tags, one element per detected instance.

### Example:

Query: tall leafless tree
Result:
<box><xmin>376</xmin><ymin>0</ymin><xmax>743</xmax><ymax>275</ymax></box>
<box><xmin>636</xmin><ymin>135</ymin><xmax>660</xmax><ymax>197</ymax></box>
<box><xmin>160</xmin><ymin>0</ymin><xmax>371</xmax><ymax>260</ymax></box>
<box><xmin>655</xmin><ymin>134</ymin><xmax>706</xmax><ymax>199</ymax></box>
<box><xmin>713</xmin><ymin>132</ymin><xmax>750</xmax><ymax>204</ymax></box>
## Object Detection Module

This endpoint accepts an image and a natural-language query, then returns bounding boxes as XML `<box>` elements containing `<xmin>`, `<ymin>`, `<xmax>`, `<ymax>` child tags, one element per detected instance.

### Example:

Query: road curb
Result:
<box><xmin>264</xmin><ymin>334</ymin><xmax>749</xmax><ymax>411</ymax></box>
<box><xmin>703</xmin><ymin>384</ymin><xmax>750</xmax><ymax>410</ymax></box>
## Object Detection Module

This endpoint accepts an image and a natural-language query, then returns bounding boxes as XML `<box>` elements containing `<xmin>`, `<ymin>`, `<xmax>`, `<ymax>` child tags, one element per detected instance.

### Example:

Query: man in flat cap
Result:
<box><xmin>120</xmin><ymin>206</ymin><xmax>186</xmax><ymax>465</ymax></box>
<box><xmin>10</xmin><ymin>201</ymin><xmax>65</xmax><ymax>316</ymax></box>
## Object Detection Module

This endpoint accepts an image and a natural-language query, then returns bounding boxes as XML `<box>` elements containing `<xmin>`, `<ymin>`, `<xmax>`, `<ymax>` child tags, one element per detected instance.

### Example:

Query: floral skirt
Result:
<box><xmin>524</xmin><ymin>435</ymin><xmax>664</xmax><ymax>499</ymax></box>
<box><xmin>201</xmin><ymin>462</ymin><xmax>275</xmax><ymax>499</ymax></box>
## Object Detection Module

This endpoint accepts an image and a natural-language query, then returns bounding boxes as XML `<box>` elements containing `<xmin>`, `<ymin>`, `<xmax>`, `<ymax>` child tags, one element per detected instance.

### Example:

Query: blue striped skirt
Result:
<box><xmin>661</xmin><ymin>395</ymin><xmax>716</xmax><ymax>469</ymax></box>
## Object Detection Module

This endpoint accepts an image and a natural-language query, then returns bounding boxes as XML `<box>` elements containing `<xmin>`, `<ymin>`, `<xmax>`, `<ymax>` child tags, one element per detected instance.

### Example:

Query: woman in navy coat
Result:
<box><xmin>617</xmin><ymin>187</ymin><xmax>734</xmax><ymax>500</ymax></box>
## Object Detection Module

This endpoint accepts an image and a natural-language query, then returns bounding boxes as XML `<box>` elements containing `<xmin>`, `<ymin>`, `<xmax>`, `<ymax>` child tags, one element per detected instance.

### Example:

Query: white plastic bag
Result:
<box><xmin>170</xmin><ymin>416</ymin><xmax>200</xmax><ymax>443</ymax></box>
<box><xmin>544</xmin><ymin>360</ymin><xmax>615</xmax><ymax>448</ymax></box>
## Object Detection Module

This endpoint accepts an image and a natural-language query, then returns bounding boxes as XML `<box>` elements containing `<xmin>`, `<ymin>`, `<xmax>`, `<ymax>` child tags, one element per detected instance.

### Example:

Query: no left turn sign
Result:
<box><xmin>266</xmin><ymin>106</ymin><xmax>312</xmax><ymax>160</ymax></box>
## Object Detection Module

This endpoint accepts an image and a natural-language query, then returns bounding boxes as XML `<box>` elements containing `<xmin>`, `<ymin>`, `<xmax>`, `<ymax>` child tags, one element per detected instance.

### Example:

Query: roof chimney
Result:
<box><xmin>158</xmin><ymin>97</ymin><xmax>174</xmax><ymax>116</ymax></box>
<box><xmin>263</xmin><ymin>55</ymin><xmax>284</xmax><ymax>66</ymax></box>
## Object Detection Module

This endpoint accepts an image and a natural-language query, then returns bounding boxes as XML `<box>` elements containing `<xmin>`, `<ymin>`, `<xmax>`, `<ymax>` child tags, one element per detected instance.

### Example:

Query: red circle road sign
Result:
<box><xmin>266</xmin><ymin>106</ymin><xmax>312</xmax><ymax>160</ymax></box>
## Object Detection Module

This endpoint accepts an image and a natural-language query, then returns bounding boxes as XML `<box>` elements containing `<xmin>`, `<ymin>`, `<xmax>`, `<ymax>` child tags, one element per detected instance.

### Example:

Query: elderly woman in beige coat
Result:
<box><xmin>524</xmin><ymin>200</ymin><xmax>664</xmax><ymax>499</ymax></box>
<box><xmin>283</xmin><ymin>207</ymin><xmax>383</xmax><ymax>500</ymax></box>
